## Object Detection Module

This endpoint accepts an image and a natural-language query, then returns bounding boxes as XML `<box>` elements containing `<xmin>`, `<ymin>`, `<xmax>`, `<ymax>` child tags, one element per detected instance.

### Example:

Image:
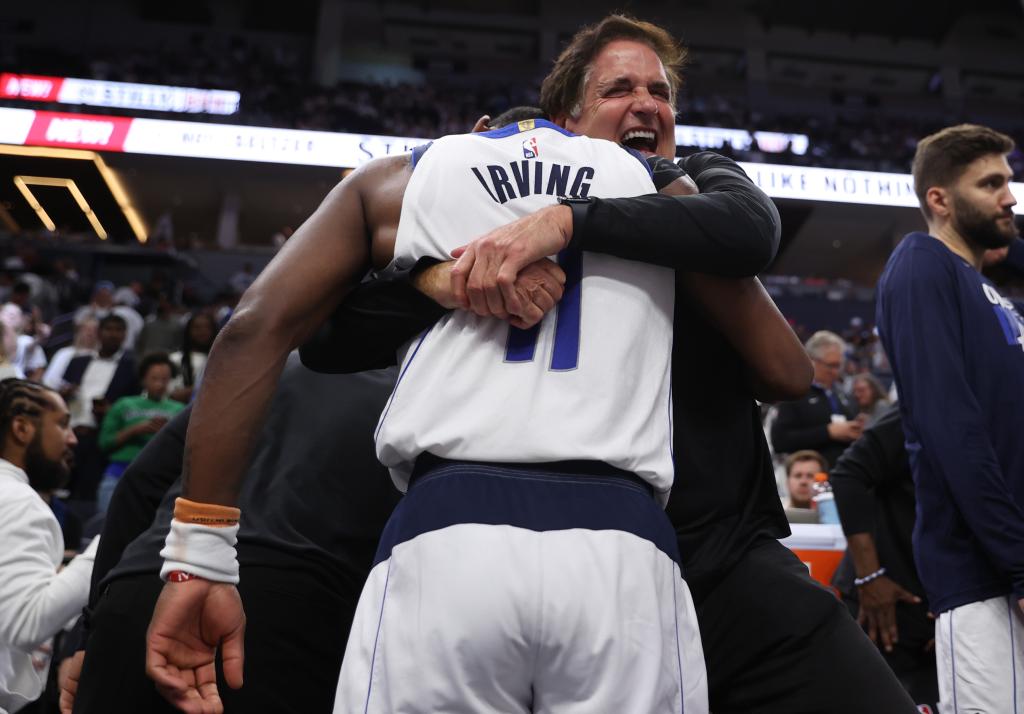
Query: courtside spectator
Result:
<box><xmin>0</xmin><ymin>379</ymin><xmax>97</xmax><ymax>713</ymax></box>
<box><xmin>851</xmin><ymin>372</ymin><xmax>890</xmax><ymax>427</ymax></box>
<box><xmin>772</xmin><ymin>330</ymin><xmax>862</xmax><ymax>467</ymax></box>
<box><xmin>783</xmin><ymin>449</ymin><xmax>827</xmax><ymax>522</ymax></box>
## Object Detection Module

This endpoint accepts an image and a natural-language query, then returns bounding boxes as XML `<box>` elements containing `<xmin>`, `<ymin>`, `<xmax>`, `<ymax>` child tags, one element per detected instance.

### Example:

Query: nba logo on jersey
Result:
<box><xmin>523</xmin><ymin>137</ymin><xmax>539</xmax><ymax>159</ymax></box>
<box><xmin>916</xmin><ymin>706</ymin><xmax>933</xmax><ymax>713</ymax></box>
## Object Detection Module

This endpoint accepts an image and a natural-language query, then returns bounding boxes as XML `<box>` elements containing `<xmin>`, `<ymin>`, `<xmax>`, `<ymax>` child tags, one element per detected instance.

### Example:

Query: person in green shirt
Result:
<box><xmin>97</xmin><ymin>353</ymin><xmax>184</xmax><ymax>514</ymax></box>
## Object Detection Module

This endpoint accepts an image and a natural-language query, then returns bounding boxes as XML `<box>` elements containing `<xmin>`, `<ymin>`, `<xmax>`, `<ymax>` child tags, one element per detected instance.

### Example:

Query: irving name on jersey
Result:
<box><xmin>471</xmin><ymin>160</ymin><xmax>596</xmax><ymax>204</ymax></box>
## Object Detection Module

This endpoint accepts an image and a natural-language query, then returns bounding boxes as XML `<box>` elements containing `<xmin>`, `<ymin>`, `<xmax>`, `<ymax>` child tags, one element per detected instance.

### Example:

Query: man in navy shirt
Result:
<box><xmin>877</xmin><ymin>123</ymin><xmax>1024</xmax><ymax>712</ymax></box>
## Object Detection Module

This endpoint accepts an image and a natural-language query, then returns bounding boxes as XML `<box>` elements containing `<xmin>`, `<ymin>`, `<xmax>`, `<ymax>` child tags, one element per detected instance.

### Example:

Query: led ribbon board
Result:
<box><xmin>0</xmin><ymin>107</ymin><xmax>1020</xmax><ymax>213</ymax></box>
<box><xmin>1</xmin><ymin>73</ymin><xmax>241</xmax><ymax>115</ymax></box>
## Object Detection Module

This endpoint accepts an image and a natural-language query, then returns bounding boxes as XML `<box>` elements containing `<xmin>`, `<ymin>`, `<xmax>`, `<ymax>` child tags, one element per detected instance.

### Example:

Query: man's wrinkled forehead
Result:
<box><xmin>587</xmin><ymin>40</ymin><xmax>670</xmax><ymax>86</ymax></box>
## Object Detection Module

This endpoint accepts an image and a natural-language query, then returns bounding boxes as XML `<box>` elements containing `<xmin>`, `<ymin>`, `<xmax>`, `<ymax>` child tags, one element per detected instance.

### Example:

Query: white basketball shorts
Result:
<box><xmin>334</xmin><ymin>458</ymin><xmax>708</xmax><ymax>713</ymax></box>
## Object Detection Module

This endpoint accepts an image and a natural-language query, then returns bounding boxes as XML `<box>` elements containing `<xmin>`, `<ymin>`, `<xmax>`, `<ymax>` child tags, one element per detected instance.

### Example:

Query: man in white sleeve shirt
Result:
<box><xmin>0</xmin><ymin>378</ymin><xmax>97</xmax><ymax>713</ymax></box>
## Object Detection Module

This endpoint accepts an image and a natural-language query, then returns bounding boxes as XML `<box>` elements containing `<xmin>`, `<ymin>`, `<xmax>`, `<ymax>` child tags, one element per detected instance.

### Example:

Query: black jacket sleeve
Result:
<box><xmin>298</xmin><ymin>271</ymin><xmax>447</xmax><ymax>374</ymax></box>
<box><xmin>79</xmin><ymin>407</ymin><xmax>191</xmax><ymax>645</ymax></box>
<box><xmin>830</xmin><ymin>406</ymin><xmax>907</xmax><ymax>536</ymax></box>
<box><xmin>301</xmin><ymin>151</ymin><xmax>779</xmax><ymax>374</ymax></box>
<box><xmin>568</xmin><ymin>152</ymin><xmax>780</xmax><ymax>276</ymax></box>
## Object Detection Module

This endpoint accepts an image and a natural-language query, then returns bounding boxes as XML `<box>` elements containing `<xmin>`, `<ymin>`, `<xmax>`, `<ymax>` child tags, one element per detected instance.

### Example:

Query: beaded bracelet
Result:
<box><xmin>854</xmin><ymin>567</ymin><xmax>887</xmax><ymax>587</ymax></box>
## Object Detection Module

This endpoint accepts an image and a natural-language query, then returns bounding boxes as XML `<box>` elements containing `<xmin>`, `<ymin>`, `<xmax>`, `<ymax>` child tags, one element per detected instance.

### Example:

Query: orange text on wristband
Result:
<box><xmin>173</xmin><ymin>497</ymin><xmax>241</xmax><ymax>527</ymax></box>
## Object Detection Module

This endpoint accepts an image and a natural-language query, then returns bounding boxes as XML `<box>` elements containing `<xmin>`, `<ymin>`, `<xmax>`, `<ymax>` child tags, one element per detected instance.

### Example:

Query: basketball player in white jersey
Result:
<box><xmin>143</xmin><ymin>20</ymin><xmax>808</xmax><ymax>714</ymax></box>
<box><xmin>335</xmin><ymin>117</ymin><xmax>699</xmax><ymax>713</ymax></box>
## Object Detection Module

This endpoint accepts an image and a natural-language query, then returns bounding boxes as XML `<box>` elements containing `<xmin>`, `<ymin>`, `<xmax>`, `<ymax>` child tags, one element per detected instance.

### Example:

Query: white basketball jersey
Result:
<box><xmin>375</xmin><ymin>120</ymin><xmax>675</xmax><ymax>498</ymax></box>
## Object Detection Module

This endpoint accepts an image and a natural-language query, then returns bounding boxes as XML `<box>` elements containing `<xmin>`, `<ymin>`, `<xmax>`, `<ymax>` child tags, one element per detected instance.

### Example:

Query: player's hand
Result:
<box><xmin>856</xmin><ymin>575</ymin><xmax>921</xmax><ymax>653</ymax></box>
<box><xmin>419</xmin><ymin>259</ymin><xmax>565</xmax><ymax>326</ymax></box>
<box><xmin>1019</xmin><ymin>597</ymin><xmax>1024</xmax><ymax>616</ymax></box>
<box><xmin>505</xmin><ymin>259</ymin><xmax>565</xmax><ymax>329</ymax></box>
<box><xmin>450</xmin><ymin>204</ymin><xmax>573</xmax><ymax>318</ymax></box>
<box><xmin>58</xmin><ymin>649</ymin><xmax>85</xmax><ymax>714</ymax></box>
<box><xmin>146</xmin><ymin>579</ymin><xmax>245</xmax><ymax>714</ymax></box>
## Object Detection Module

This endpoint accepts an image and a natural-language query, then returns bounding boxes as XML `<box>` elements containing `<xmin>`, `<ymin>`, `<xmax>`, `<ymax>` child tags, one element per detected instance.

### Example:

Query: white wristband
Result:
<box><xmin>159</xmin><ymin>519</ymin><xmax>240</xmax><ymax>584</ymax></box>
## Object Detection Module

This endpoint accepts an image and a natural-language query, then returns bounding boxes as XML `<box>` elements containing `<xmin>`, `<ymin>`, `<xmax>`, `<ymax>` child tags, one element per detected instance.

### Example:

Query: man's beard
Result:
<box><xmin>952</xmin><ymin>192</ymin><xmax>1019</xmax><ymax>250</ymax></box>
<box><xmin>24</xmin><ymin>437</ymin><xmax>70</xmax><ymax>493</ymax></box>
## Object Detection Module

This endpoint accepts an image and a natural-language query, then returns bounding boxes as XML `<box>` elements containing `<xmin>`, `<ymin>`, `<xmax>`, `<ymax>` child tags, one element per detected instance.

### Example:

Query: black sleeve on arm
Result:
<box><xmin>831</xmin><ymin>406</ymin><xmax>907</xmax><ymax>536</ymax></box>
<box><xmin>80</xmin><ymin>407</ymin><xmax>191</xmax><ymax>644</ymax></box>
<box><xmin>568</xmin><ymin>152</ymin><xmax>781</xmax><ymax>277</ymax></box>
<box><xmin>299</xmin><ymin>262</ymin><xmax>448</xmax><ymax>374</ymax></box>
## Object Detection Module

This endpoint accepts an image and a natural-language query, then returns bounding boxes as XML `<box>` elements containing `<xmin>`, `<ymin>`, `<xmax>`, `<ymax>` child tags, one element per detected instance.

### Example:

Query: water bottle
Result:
<box><xmin>812</xmin><ymin>472</ymin><xmax>840</xmax><ymax>525</ymax></box>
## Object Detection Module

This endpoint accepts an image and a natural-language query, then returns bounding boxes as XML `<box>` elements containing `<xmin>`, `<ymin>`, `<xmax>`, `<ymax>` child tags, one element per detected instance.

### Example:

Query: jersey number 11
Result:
<box><xmin>503</xmin><ymin>249</ymin><xmax>582</xmax><ymax>371</ymax></box>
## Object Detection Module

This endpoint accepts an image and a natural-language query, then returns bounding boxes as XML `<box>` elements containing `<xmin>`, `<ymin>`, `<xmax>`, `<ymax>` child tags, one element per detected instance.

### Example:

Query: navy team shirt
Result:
<box><xmin>877</xmin><ymin>232</ymin><xmax>1024</xmax><ymax>614</ymax></box>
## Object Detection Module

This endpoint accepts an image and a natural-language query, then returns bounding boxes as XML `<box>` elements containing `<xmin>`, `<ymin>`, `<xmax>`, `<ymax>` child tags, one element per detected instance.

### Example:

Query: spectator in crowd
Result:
<box><xmin>136</xmin><ymin>296</ymin><xmax>183</xmax><ymax>357</ymax></box>
<box><xmin>1</xmin><ymin>302</ymin><xmax>24</xmax><ymax>375</ymax></box>
<box><xmin>60</xmin><ymin>314</ymin><xmax>140</xmax><ymax>503</ymax></box>
<box><xmin>96</xmin><ymin>353</ymin><xmax>184</xmax><ymax>514</ymax></box>
<box><xmin>0</xmin><ymin>324</ymin><xmax>19</xmax><ymax>381</ymax></box>
<box><xmin>72</xmin><ymin>283</ymin><xmax>115</xmax><ymax>329</ymax></box>
<box><xmin>42</xmin><ymin>319</ymin><xmax>98</xmax><ymax>391</ymax></box>
<box><xmin>111</xmin><ymin>289</ymin><xmax>144</xmax><ymax>352</ymax></box>
<box><xmin>112</xmin><ymin>281</ymin><xmax>143</xmax><ymax>311</ymax></box>
<box><xmin>168</xmin><ymin>312</ymin><xmax>217</xmax><ymax>403</ymax></box>
<box><xmin>0</xmin><ymin>379</ymin><xmax>97</xmax><ymax>714</ymax></box>
<box><xmin>851</xmin><ymin>372</ymin><xmax>890</xmax><ymax>426</ymax></box>
<box><xmin>8</xmin><ymin>282</ymin><xmax>32</xmax><ymax>313</ymax></box>
<box><xmin>14</xmin><ymin>308</ymin><xmax>50</xmax><ymax>383</ymax></box>
<box><xmin>830</xmin><ymin>405</ymin><xmax>937</xmax><ymax>711</ymax></box>
<box><xmin>782</xmin><ymin>449</ymin><xmax>827</xmax><ymax>522</ymax></box>
<box><xmin>772</xmin><ymin>330</ymin><xmax>861</xmax><ymax>467</ymax></box>
<box><xmin>229</xmin><ymin>262</ymin><xmax>257</xmax><ymax>296</ymax></box>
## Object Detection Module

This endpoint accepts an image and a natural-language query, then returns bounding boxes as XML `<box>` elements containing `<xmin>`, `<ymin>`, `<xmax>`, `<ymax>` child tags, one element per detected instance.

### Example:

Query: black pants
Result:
<box><xmin>697</xmin><ymin>539</ymin><xmax>920</xmax><ymax>714</ymax></box>
<box><xmin>74</xmin><ymin>566</ymin><xmax>358</xmax><ymax>714</ymax></box>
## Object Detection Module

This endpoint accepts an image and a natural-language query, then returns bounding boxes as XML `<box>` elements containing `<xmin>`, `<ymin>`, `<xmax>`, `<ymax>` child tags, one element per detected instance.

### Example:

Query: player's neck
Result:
<box><xmin>929</xmin><ymin>223</ymin><xmax>984</xmax><ymax>272</ymax></box>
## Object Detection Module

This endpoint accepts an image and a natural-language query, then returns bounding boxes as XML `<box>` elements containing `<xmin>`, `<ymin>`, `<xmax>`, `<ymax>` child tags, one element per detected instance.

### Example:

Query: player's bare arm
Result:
<box><xmin>677</xmin><ymin>274</ymin><xmax>812</xmax><ymax>401</ymax></box>
<box><xmin>146</xmin><ymin>154</ymin><xmax>407</xmax><ymax>714</ymax></box>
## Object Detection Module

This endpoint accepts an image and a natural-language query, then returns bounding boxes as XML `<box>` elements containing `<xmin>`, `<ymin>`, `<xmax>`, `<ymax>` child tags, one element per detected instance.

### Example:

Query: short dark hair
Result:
<box><xmin>98</xmin><ymin>313</ymin><xmax>127</xmax><ymax>331</ymax></box>
<box><xmin>489</xmin><ymin>106</ymin><xmax>546</xmax><ymax>129</ymax></box>
<box><xmin>785</xmin><ymin>449</ymin><xmax>828</xmax><ymax>475</ymax></box>
<box><xmin>912</xmin><ymin>124</ymin><xmax>1015</xmax><ymax>219</ymax></box>
<box><xmin>138</xmin><ymin>352</ymin><xmax>175</xmax><ymax>381</ymax></box>
<box><xmin>539</xmin><ymin>14</ymin><xmax>687</xmax><ymax>120</ymax></box>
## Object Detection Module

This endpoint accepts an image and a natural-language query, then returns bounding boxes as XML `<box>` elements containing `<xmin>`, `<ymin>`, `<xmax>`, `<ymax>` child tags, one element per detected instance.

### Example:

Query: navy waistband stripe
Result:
<box><xmin>374</xmin><ymin>458</ymin><xmax>680</xmax><ymax>568</ymax></box>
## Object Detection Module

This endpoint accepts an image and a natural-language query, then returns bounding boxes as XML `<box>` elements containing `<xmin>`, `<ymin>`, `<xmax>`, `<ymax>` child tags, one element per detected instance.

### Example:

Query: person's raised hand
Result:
<box><xmin>450</xmin><ymin>204</ymin><xmax>573</xmax><ymax>318</ymax></box>
<box><xmin>146</xmin><ymin>579</ymin><xmax>245</xmax><ymax>714</ymax></box>
<box><xmin>857</xmin><ymin>575</ymin><xmax>921</xmax><ymax>653</ymax></box>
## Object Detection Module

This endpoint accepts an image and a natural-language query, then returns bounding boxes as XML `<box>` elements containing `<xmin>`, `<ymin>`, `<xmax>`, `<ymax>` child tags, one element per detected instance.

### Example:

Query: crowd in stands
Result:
<box><xmin>0</xmin><ymin>248</ymin><xmax>237</xmax><ymax>533</ymax></box>
<box><xmin>5</xmin><ymin>39</ymin><xmax>1023</xmax><ymax>174</ymax></box>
